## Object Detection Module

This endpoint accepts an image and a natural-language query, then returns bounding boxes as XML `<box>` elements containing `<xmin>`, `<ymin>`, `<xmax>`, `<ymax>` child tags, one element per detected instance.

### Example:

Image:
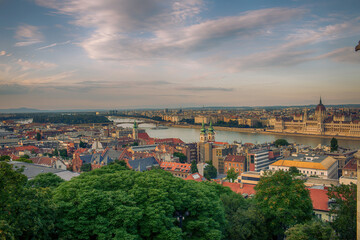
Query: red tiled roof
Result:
<box><xmin>343</xmin><ymin>158</ymin><xmax>357</xmax><ymax>171</ymax></box>
<box><xmin>308</xmin><ymin>188</ymin><xmax>329</xmax><ymax>212</ymax></box>
<box><xmin>213</xmin><ymin>141</ymin><xmax>229</xmax><ymax>145</ymax></box>
<box><xmin>160</xmin><ymin>162</ymin><xmax>191</xmax><ymax>172</ymax></box>
<box><xmin>185</xmin><ymin>173</ymin><xmax>205</xmax><ymax>182</ymax></box>
<box><xmin>138</xmin><ymin>132</ymin><xmax>151</xmax><ymax>140</ymax></box>
<box><xmin>30</xmin><ymin>157</ymin><xmax>55</xmax><ymax>166</ymax></box>
<box><xmin>224</xmin><ymin>155</ymin><xmax>245</xmax><ymax>163</ymax></box>
<box><xmin>221</xmin><ymin>182</ymin><xmax>241</xmax><ymax>193</ymax></box>
<box><xmin>239</xmin><ymin>184</ymin><xmax>256</xmax><ymax>195</ymax></box>
<box><xmin>74</xmin><ymin>148</ymin><xmax>88</xmax><ymax>155</ymax></box>
<box><xmin>15</xmin><ymin>146</ymin><xmax>39</xmax><ymax>152</ymax></box>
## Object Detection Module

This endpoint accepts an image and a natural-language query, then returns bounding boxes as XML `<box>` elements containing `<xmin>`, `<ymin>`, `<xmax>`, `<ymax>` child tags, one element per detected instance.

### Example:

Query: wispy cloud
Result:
<box><xmin>14</xmin><ymin>24</ymin><xmax>43</xmax><ymax>47</ymax></box>
<box><xmin>37</xmin><ymin>40</ymin><xmax>71</xmax><ymax>50</ymax></box>
<box><xmin>0</xmin><ymin>51</ymin><xmax>6</xmax><ymax>56</ymax></box>
<box><xmin>35</xmin><ymin>0</ymin><xmax>305</xmax><ymax>62</ymax></box>
<box><xmin>178</xmin><ymin>87</ymin><xmax>234</xmax><ymax>92</ymax></box>
<box><xmin>17</xmin><ymin>59</ymin><xmax>57</xmax><ymax>70</ymax></box>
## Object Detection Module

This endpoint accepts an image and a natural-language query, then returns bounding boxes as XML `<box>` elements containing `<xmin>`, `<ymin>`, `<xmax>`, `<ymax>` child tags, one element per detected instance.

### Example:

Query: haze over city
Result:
<box><xmin>0</xmin><ymin>0</ymin><xmax>360</xmax><ymax>110</ymax></box>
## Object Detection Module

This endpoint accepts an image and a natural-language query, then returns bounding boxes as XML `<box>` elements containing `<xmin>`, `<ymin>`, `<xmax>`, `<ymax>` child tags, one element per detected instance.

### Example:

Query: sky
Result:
<box><xmin>0</xmin><ymin>0</ymin><xmax>359</xmax><ymax>110</ymax></box>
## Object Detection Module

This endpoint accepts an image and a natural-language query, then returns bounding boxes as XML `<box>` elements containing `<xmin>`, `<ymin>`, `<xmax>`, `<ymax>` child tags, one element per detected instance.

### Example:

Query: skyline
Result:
<box><xmin>1</xmin><ymin>0</ymin><xmax>360</xmax><ymax>110</ymax></box>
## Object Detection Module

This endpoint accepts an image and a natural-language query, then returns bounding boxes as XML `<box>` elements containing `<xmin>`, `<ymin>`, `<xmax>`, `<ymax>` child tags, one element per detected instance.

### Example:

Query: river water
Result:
<box><xmin>112</xmin><ymin>118</ymin><xmax>360</xmax><ymax>150</ymax></box>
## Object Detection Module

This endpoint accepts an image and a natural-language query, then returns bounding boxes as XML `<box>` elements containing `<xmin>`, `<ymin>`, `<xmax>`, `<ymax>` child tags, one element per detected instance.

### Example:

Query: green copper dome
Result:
<box><xmin>133</xmin><ymin>120</ymin><xmax>138</xmax><ymax>129</ymax></box>
<box><xmin>200</xmin><ymin>121</ymin><xmax>206</xmax><ymax>134</ymax></box>
<box><xmin>208</xmin><ymin>121</ymin><xmax>214</xmax><ymax>133</ymax></box>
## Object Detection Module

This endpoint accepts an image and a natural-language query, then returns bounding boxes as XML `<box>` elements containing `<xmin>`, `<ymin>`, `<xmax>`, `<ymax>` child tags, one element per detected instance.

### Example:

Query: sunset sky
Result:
<box><xmin>0</xmin><ymin>0</ymin><xmax>359</xmax><ymax>110</ymax></box>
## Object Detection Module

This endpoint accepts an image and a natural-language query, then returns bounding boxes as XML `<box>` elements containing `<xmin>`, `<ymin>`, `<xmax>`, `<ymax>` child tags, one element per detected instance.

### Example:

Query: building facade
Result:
<box><xmin>273</xmin><ymin>98</ymin><xmax>360</xmax><ymax>137</ymax></box>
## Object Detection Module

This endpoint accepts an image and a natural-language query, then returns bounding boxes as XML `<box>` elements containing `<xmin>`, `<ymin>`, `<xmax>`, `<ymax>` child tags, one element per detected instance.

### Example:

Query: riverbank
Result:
<box><xmin>111</xmin><ymin>116</ymin><xmax>360</xmax><ymax>142</ymax></box>
<box><xmin>170</xmin><ymin>124</ymin><xmax>360</xmax><ymax>141</ymax></box>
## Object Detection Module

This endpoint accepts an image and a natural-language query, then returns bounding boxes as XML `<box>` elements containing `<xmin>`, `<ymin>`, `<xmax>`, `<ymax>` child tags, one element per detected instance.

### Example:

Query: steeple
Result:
<box><xmin>208</xmin><ymin>121</ymin><xmax>214</xmax><ymax>133</ymax></box>
<box><xmin>132</xmin><ymin>120</ymin><xmax>138</xmax><ymax>140</ymax></box>
<box><xmin>319</xmin><ymin>96</ymin><xmax>322</xmax><ymax>105</ymax></box>
<box><xmin>200</xmin><ymin>121</ymin><xmax>207</xmax><ymax>143</ymax></box>
<box><xmin>207</xmin><ymin>121</ymin><xmax>215</xmax><ymax>142</ymax></box>
<box><xmin>200</xmin><ymin>121</ymin><xmax>206</xmax><ymax>134</ymax></box>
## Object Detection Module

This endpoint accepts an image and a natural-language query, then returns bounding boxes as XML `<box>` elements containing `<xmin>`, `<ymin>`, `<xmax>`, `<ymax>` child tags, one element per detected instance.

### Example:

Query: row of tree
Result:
<box><xmin>0</xmin><ymin>160</ymin><xmax>356</xmax><ymax>239</ymax></box>
<box><xmin>33</xmin><ymin>114</ymin><xmax>110</xmax><ymax>124</ymax></box>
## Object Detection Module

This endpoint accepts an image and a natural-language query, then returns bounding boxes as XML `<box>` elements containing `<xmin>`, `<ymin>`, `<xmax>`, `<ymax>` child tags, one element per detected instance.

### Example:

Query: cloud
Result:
<box><xmin>314</xmin><ymin>47</ymin><xmax>360</xmax><ymax>63</ymax></box>
<box><xmin>81</xmin><ymin>7</ymin><xmax>305</xmax><ymax>61</ymax></box>
<box><xmin>178</xmin><ymin>87</ymin><xmax>234</xmax><ymax>92</ymax></box>
<box><xmin>35</xmin><ymin>0</ymin><xmax>305</xmax><ymax>61</ymax></box>
<box><xmin>0</xmin><ymin>51</ymin><xmax>6</xmax><ymax>56</ymax></box>
<box><xmin>37</xmin><ymin>40</ymin><xmax>71</xmax><ymax>50</ymax></box>
<box><xmin>14</xmin><ymin>24</ymin><xmax>43</xmax><ymax>46</ymax></box>
<box><xmin>220</xmin><ymin>18</ymin><xmax>360</xmax><ymax>71</ymax></box>
<box><xmin>17</xmin><ymin>59</ymin><xmax>57</xmax><ymax>70</ymax></box>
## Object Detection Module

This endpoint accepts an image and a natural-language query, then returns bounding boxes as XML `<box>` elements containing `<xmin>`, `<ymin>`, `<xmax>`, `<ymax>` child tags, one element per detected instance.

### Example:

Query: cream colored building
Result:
<box><xmin>270</xmin><ymin>154</ymin><xmax>338</xmax><ymax>179</ymax></box>
<box><xmin>273</xmin><ymin>98</ymin><xmax>360</xmax><ymax>137</ymax></box>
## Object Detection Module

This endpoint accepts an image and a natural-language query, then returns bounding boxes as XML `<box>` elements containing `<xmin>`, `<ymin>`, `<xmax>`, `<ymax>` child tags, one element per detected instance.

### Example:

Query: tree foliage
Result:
<box><xmin>274</xmin><ymin>139</ymin><xmax>289</xmax><ymax>147</ymax></box>
<box><xmin>226</xmin><ymin>168</ymin><xmax>239</xmax><ymax>182</ymax></box>
<box><xmin>289</xmin><ymin>166</ymin><xmax>300</xmax><ymax>176</ymax></box>
<box><xmin>59</xmin><ymin>149</ymin><xmax>68</xmax><ymax>158</ymax></box>
<box><xmin>33</xmin><ymin>114</ymin><xmax>110</xmax><ymax>124</ymax></box>
<box><xmin>285</xmin><ymin>220</ymin><xmax>337</xmax><ymax>240</ymax></box>
<box><xmin>330</xmin><ymin>137</ymin><xmax>338</xmax><ymax>152</ymax></box>
<box><xmin>327</xmin><ymin>183</ymin><xmax>356</xmax><ymax>240</ymax></box>
<box><xmin>204</xmin><ymin>164</ymin><xmax>217</xmax><ymax>180</ymax></box>
<box><xmin>80</xmin><ymin>163</ymin><xmax>92</xmax><ymax>172</ymax></box>
<box><xmin>173</xmin><ymin>152</ymin><xmax>187</xmax><ymax>163</ymax></box>
<box><xmin>79</xmin><ymin>141</ymin><xmax>87</xmax><ymax>148</ymax></box>
<box><xmin>254</xmin><ymin>170</ymin><xmax>313</xmax><ymax>238</ymax></box>
<box><xmin>26</xmin><ymin>173</ymin><xmax>64</xmax><ymax>189</ymax></box>
<box><xmin>190</xmin><ymin>160</ymin><xmax>198</xmax><ymax>173</ymax></box>
<box><xmin>0</xmin><ymin>155</ymin><xmax>10</xmax><ymax>162</ymax></box>
<box><xmin>36</xmin><ymin>132</ymin><xmax>42</xmax><ymax>141</ymax></box>
<box><xmin>0</xmin><ymin>162</ymin><xmax>56</xmax><ymax>239</ymax></box>
<box><xmin>221</xmin><ymin>192</ymin><xmax>268</xmax><ymax>240</ymax></box>
<box><xmin>53</xmin><ymin>166</ymin><xmax>226</xmax><ymax>239</ymax></box>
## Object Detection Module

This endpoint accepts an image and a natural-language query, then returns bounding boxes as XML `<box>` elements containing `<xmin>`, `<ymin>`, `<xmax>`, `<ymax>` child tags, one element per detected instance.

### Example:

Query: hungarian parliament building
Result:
<box><xmin>272</xmin><ymin>98</ymin><xmax>360</xmax><ymax>137</ymax></box>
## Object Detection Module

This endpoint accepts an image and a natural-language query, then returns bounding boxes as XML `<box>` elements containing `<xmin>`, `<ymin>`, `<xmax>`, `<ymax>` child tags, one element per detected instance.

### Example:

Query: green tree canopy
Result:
<box><xmin>204</xmin><ymin>164</ymin><xmax>217</xmax><ymax>180</ymax></box>
<box><xmin>190</xmin><ymin>160</ymin><xmax>198</xmax><ymax>173</ymax></box>
<box><xmin>254</xmin><ymin>170</ymin><xmax>313</xmax><ymax>239</ymax></box>
<box><xmin>53</xmin><ymin>166</ymin><xmax>226</xmax><ymax>239</ymax></box>
<box><xmin>80</xmin><ymin>163</ymin><xmax>92</xmax><ymax>172</ymax></box>
<box><xmin>226</xmin><ymin>168</ymin><xmax>239</xmax><ymax>183</ymax></box>
<box><xmin>26</xmin><ymin>172</ymin><xmax>64</xmax><ymax>189</ymax></box>
<box><xmin>0</xmin><ymin>162</ymin><xmax>56</xmax><ymax>239</ymax></box>
<box><xmin>327</xmin><ymin>183</ymin><xmax>356</xmax><ymax>240</ymax></box>
<box><xmin>274</xmin><ymin>139</ymin><xmax>289</xmax><ymax>147</ymax></box>
<box><xmin>285</xmin><ymin>220</ymin><xmax>337</xmax><ymax>240</ymax></box>
<box><xmin>330</xmin><ymin>137</ymin><xmax>338</xmax><ymax>152</ymax></box>
<box><xmin>79</xmin><ymin>140</ymin><xmax>87</xmax><ymax>148</ymax></box>
<box><xmin>289</xmin><ymin>166</ymin><xmax>300</xmax><ymax>176</ymax></box>
<box><xmin>173</xmin><ymin>152</ymin><xmax>187</xmax><ymax>163</ymax></box>
<box><xmin>36</xmin><ymin>132</ymin><xmax>42</xmax><ymax>141</ymax></box>
<box><xmin>0</xmin><ymin>155</ymin><xmax>10</xmax><ymax>162</ymax></box>
<box><xmin>59</xmin><ymin>149</ymin><xmax>68</xmax><ymax>158</ymax></box>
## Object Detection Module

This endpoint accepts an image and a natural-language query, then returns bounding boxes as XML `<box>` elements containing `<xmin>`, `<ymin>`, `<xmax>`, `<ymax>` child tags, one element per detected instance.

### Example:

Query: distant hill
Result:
<box><xmin>0</xmin><ymin>108</ymin><xmax>108</xmax><ymax>114</ymax></box>
<box><xmin>0</xmin><ymin>108</ymin><xmax>47</xmax><ymax>113</ymax></box>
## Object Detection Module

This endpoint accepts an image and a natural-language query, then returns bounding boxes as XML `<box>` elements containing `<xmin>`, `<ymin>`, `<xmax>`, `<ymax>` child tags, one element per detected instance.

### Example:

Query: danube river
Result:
<box><xmin>113</xmin><ymin>118</ymin><xmax>360</xmax><ymax>150</ymax></box>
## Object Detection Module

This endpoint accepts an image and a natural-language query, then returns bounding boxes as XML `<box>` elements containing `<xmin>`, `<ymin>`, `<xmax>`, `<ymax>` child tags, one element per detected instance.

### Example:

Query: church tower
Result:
<box><xmin>315</xmin><ymin>97</ymin><xmax>326</xmax><ymax>122</ymax></box>
<box><xmin>200</xmin><ymin>121</ymin><xmax>207</xmax><ymax>143</ymax></box>
<box><xmin>132</xmin><ymin>120</ymin><xmax>138</xmax><ymax>140</ymax></box>
<box><xmin>207</xmin><ymin>121</ymin><xmax>215</xmax><ymax>142</ymax></box>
